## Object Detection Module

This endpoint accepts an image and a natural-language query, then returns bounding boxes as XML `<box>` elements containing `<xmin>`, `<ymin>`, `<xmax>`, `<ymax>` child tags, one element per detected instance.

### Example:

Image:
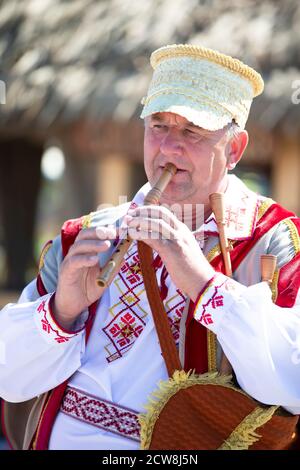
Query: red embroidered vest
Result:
<box><xmin>31</xmin><ymin>203</ymin><xmax>298</xmax><ymax>449</ymax></box>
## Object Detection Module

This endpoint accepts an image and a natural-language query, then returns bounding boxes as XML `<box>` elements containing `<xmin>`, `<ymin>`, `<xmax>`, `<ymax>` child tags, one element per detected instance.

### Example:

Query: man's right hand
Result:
<box><xmin>53</xmin><ymin>226</ymin><xmax>116</xmax><ymax>330</ymax></box>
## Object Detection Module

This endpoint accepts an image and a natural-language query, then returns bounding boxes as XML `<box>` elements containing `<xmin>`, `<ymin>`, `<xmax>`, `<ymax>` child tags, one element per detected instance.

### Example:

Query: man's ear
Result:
<box><xmin>227</xmin><ymin>130</ymin><xmax>248</xmax><ymax>170</ymax></box>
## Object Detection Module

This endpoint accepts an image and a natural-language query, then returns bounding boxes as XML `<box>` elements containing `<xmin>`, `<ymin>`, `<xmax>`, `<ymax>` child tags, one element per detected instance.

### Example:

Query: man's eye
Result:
<box><xmin>152</xmin><ymin>124</ymin><xmax>168</xmax><ymax>132</ymax></box>
<box><xmin>184</xmin><ymin>129</ymin><xmax>201</xmax><ymax>138</ymax></box>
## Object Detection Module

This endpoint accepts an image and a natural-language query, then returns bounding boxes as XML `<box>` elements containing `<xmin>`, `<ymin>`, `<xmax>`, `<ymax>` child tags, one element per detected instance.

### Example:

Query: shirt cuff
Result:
<box><xmin>191</xmin><ymin>273</ymin><xmax>245</xmax><ymax>334</ymax></box>
<box><xmin>34</xmin><ymin>293</ymin><xmax>87</xmax><ymax>344</ymax></box>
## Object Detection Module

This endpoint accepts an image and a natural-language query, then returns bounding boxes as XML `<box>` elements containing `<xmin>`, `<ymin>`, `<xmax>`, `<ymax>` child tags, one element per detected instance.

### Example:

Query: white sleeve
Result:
<box><xmin>0</xmin><ymin>246</ymin><xmax>87</xmax><ymax>403</ymax></box>
<box><xmin>192</xmin><ymin>272</ymin><xmax>300</xmax><ymax>415</ymax></box>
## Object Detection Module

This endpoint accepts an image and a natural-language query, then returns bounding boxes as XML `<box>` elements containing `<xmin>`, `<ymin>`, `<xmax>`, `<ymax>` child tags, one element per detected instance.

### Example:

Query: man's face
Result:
<box><xmin>144</xmin><ymin>112</ymin><xmax>236</xmax><ymax>208</ymax></box>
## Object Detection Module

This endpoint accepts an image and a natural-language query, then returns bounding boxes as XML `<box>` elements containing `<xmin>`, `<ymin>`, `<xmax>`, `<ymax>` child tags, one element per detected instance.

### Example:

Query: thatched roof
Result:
<box><xmin>0</xmin><ymin>0</ymin><xmax>299</xmax><ymax>134</ymax></box>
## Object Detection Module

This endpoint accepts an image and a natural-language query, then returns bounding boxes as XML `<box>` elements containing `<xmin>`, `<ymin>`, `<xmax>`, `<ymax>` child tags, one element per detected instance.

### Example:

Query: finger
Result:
<box><xmin>128</xmin><ymin>205</ymin><xmax>174</xmax><ymax>222</ymax></box>
<box><xmin>76</xmin><ymin>226</ymin><xmax>116</xmax><ymax>242</ymax></box>
<box><xmin>128</xmin><ymin>228</ymin><xmax>159</xmax><ymax>247</ymax></box>
<box><xmin>63</xmin><ymin>254</ymin><xmax>101</xmax><ymax>271</ymax></box>
<box><xmin>128</xmin><ymin>228</ymin><xmax>171</xmax><ymax>251</ymax></box>
<box><xmin>128</xmin><ymin>205</ymin><xmax>178</xmax><ymax>228</ymax></box>
<box><xmin>68</xmin><ymin>239</ymin><xmax>111</xmax><ymax>256</ymax></box>
<box><xmin>76</xmin><ymin>227</ymin><xmax>99</xmax><ymax>241</ymax></box>
<box><xmin>96</xmin><ymin>225</ymin><xmax>117</xmax><ymax>240</ymax></box>
<box><xmin>127</xmin><ymin>217</ymin><xmax>176</xmax><ymax>240</ymax></box>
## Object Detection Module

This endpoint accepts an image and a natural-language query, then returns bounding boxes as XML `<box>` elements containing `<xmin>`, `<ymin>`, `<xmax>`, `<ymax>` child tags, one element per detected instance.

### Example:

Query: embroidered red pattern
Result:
<box><xmin>103</xmin><ymin>310</ymin><xmax>145</xmax><ymax>362</ymax></box>
<box><xmin>225</xmin><ymin>206</ymin><xmax>246</xmax><ymax>232</ymax></box>
<box><xmin>199</xmin><ymin>281</ymin><xmax>227</xmax><ymax>326</ymax></box>
<box><xmin>103</xmin><ymin>246</ymin><xmax>185</xmax><ymax>363</ymax></box>
<box><xmin>36</xmin><ymin>297</ymin><xmax>77</xmax><ymax>343</ymax></box>
<box><xmin>61</xmin><ymin>386</ymin><xmax>140</xmax><ymax>442</ymax></box>
<box><xmin>120</xmin><ymin>253</ymin><xmax>141</xmax><ymax>285</ymax></box>
<box><xmin>211</xmin><ymin>295</ymin><xmax>224</xmax><ymax>308</ymax></box>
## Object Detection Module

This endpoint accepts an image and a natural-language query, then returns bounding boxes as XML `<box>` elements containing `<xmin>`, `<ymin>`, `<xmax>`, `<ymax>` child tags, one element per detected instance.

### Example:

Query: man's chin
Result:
<box><xmin>160</xmin><ymin>187</ymin><xmax>191</xmax><ymax>205</ymax></box>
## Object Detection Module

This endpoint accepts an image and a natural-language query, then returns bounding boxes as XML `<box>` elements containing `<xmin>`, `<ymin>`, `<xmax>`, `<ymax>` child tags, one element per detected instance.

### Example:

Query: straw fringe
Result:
<box><xmin>219</xmin><ymin>405</ymin><xmax>278</xmax><ymax>450</ymax></box>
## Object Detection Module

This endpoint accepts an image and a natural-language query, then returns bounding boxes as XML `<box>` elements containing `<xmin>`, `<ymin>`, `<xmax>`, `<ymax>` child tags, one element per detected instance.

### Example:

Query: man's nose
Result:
<box><xmin>160</xmin><ymin>129</ymin><xmax>183</xmax><ymax>157</ymax></box>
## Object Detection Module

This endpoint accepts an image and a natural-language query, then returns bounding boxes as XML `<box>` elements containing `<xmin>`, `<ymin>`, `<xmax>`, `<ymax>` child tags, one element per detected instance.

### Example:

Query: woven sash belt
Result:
<box><xmin>60</xmin><ymin>386</ymin><xmax>140</xmax><ymax>442</ymax></box>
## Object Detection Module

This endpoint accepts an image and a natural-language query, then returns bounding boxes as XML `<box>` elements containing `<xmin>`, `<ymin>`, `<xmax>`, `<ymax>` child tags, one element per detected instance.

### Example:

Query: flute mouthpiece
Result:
<box><xmin>164</xmin><ymin>163</ymin><xmax>177</xmax><ymax>175</ymax></box>
<box><xmin>209</xmin><ymin>192</ymin><xmax>225</xmax><ymax>223</ymax></box>
<box><xmin>261</xmin><ymin>254</ymin><xmax>277</xmax><ymax>283</ymax></box>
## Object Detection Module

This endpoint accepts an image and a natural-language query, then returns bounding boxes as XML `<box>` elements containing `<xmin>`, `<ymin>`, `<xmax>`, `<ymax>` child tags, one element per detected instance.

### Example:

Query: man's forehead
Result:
<box><xmin>149</xmin><ymin>112</ymin><xmax>206</xmax><ymax>130</ymax></box>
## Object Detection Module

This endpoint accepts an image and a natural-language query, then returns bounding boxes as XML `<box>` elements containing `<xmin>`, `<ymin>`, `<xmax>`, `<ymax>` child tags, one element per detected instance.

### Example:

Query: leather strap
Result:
<box><xmin>137</xmin><ymin>241</ymin><xmax>181</xmax><ymax>377</ymax></box>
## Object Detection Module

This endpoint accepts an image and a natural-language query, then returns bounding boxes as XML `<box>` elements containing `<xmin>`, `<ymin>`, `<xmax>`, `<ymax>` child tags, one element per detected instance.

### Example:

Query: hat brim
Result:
<box><xmin>140</xmin><ymin>93</ymin><xmax>239</xmax><ymax>131</ymax></box>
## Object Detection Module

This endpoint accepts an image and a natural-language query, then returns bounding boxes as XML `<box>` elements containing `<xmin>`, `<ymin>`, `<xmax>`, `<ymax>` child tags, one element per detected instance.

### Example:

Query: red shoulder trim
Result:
<box><xmin>291</xmin><ymin>217</ymin><xmax>300</xmax><ymax>233</ymax></box>
<box><xmin>276</xmin><ymin>251</ymin><xmax>300</xmax><ymax>308</ymax></box>
<box><xmin>275</xmin><ymin>218</ymin><xmax>300</xmax><ymax>307</ymax></box>
<box><xmin>36</xmin><ymin>274</ymin><xmax>48</xmax><ymax>296</ymax></box>
<box><xmin>61</xmin><ymin>217</ymin><xmax>84</xmax><ymax>257</ymax></box>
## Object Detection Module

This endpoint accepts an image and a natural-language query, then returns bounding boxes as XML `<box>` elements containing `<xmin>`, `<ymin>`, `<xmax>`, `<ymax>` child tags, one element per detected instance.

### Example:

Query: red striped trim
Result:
<box><xmin>276</xmin><ymin>252</ymin><xmax>300</xmax><ymax>308</ymax></box>
<box><xmin>36</xmin><ymin>274</ymin><xmax>48</xmax><ymax>296</ymax></box>
<box><xmin>61</xmin><ymin>216</ymin><xmax>85</xmax><ymax>258</ymax></box>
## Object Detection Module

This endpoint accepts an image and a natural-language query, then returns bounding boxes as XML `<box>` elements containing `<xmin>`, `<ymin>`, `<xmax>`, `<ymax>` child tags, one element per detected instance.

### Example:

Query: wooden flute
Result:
<box><xmin>209</xmin><ymin>193</ymin><xmax>277</xmax><ymax>375</ymax></box>
<box><xmin>96</xmin><ymin>163</ymin><xmax>177</xmax><ymax>288</ymax></box>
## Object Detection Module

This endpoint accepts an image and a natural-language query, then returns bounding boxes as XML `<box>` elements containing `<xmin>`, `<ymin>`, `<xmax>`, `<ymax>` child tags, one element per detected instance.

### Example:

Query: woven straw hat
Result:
<box><xmin>141</xmin><ymin>44</ymin><xmax>264</xmax><ymax>130</ymax></box>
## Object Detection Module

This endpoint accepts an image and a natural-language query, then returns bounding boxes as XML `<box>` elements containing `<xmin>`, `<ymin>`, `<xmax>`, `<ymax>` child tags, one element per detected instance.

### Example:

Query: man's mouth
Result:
<box><xmin>160</xmin><ymin>165</ymin><xmax>187</xmax><ymax>173</ymax></box>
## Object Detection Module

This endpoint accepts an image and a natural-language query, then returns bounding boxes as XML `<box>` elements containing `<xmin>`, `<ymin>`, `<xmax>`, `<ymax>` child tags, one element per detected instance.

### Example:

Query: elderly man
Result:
<box><xmin>0</xmin><ymin>45</ymin><xmax>300</xmax><ymax>450</ymax></box>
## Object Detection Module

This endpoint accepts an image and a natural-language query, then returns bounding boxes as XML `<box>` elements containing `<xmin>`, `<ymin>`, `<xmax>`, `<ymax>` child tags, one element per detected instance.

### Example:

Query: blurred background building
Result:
<box><xmin>0</xmin><ymin>0</ymin><xmax>299</xmax><ymax>301</ymax></box>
